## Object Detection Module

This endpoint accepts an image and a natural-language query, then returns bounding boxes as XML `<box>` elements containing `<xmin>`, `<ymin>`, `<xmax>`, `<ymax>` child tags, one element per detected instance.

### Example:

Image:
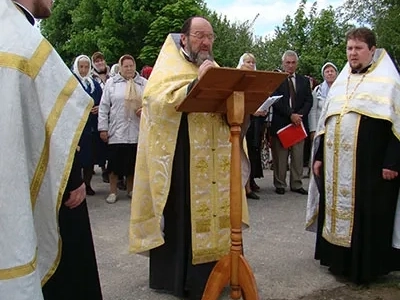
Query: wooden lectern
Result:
<box><xmin>177</xmin><ymin>67</ymin><xmax>287</xmax><ymax>300</ymax></box>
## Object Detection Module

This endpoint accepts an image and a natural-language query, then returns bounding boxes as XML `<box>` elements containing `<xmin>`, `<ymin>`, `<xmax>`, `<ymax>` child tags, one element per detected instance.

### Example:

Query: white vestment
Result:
<box><xmin>306</xmin><ymin>49</ymin><xmax>400</xmax><ymax>248</ymax></box>
<box><xmin>0</xmin><ymin>1</ymin><xmax>93</xmax><ymax>299</ymax></box>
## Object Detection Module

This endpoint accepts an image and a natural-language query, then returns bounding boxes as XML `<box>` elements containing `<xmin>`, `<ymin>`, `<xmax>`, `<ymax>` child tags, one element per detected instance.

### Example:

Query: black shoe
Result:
<box><xmin>275</xmin><ymin>188</ymin><xmax>285</xmax><ymax>195</ymax></box>
<box><xmin>86</xmin><ymin>186</ymin><xmax>95</xmax><ymax>196</ymax></box>
<box><xmin>102</xmin><ymin>171</ymin><xmax>109</xmax><ymax>183</ymax></box>
<box><xmin>291</xmin><ymin>188</ymin><xmax>308</xmax><ymax>195</ymax></box>
<box><xmin>246</xmin><ymin>191</ymin><xmax>260</xmax><ymax>200</ymax></box>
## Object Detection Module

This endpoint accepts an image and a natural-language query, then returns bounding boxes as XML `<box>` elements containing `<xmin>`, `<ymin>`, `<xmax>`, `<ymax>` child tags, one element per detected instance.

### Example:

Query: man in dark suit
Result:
<box><xmin>271</xmin><ymin>50</ymin><xmax>313</xmax><ymax>195</ymax></box>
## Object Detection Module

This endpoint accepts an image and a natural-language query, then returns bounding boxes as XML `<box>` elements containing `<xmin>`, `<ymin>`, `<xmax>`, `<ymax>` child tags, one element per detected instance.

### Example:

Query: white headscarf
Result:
<box><xmin>318</xmin><ymin>62</ymin><xmax>338</xmax><ymax>100</ymax></box>
<box><xmin>72</xmin><ymin>55</ymin><xmax>95</xmax><ymax>93</ymax></box>
<box><xmin>110</xmin><ymin>63</ymin><xmax>120</xmax><ymax>77</ymax></box>
<box><xmin>236</xmin><ymin>53</ymin><xmax>257</xmax><ymax>70</ymax></box>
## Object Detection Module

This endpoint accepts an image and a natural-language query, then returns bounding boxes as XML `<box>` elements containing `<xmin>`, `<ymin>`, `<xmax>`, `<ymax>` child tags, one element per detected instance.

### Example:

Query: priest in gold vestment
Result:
<box><xmin>306</xmin><ymin>27</ymin><xmax>400</xmax><ymax>284</ymax></box>
<box><xmin>129</xmin><ymin>17</ymin><xmax>249</xmax><ymax>299</ymax></box>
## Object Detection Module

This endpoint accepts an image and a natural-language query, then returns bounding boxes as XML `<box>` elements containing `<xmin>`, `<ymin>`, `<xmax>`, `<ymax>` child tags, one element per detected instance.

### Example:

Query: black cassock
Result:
<box><xmin>315</xmin><ymin>116</ymin><xmax>400</xmax><ymax>284</ymax></box>
<box><xmin>42</xmin><ymin>155</ymin><xmax>103</xmax><ymax>300</ymax></box>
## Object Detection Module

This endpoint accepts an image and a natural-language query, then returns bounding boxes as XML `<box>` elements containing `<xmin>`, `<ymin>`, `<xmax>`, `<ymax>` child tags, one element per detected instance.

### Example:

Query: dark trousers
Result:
<box><xmin>271</xmin><ymin>136</ymin><xmax>304</xmax><ymax>189</ymax></box>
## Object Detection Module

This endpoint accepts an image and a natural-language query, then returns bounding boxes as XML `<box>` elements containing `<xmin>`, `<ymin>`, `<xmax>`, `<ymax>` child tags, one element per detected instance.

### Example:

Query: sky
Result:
<box><xmin>205</xmin><ymin>0</ymin><xmax>345</xmax><ymax>37</ymax></box>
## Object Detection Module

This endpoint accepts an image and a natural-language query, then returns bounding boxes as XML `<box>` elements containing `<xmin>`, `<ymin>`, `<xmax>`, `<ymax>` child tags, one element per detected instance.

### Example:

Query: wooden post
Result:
<box><xmin>227</xmin><ymin>91</ymin><xmax>244</xmax><ymax>299</ymax></box>
<box><xmin>176</xmin><ymin>67</ymin><xmax>288</xmax><ymax>300</ymax></box>
<box><xmin>202</xmin><ymin>92</ymin><xmax>259</xmax><ymax>300</ymax></box>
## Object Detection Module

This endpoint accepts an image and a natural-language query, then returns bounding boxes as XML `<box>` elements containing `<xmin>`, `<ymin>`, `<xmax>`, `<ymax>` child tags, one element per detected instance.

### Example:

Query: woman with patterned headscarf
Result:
<box><xmin>308</xmin><ymin>62</ymin><xmax>338</xmax><ymax>140</ymax></box>
<box><xmin>98</xmin><ymin>55</ymin><xmax>148</xmax><ymax>204</ymax></box>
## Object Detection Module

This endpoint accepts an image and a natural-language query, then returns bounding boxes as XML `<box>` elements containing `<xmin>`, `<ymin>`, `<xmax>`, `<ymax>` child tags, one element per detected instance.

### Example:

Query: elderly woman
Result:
<box><xmin>98</xmin><ymin>55</ymin><xmax>147</xmax><ymax>203</ymax></box>
<box><xmin>237</xmin><ymin>53</ymin><xmax>266</xmax><ymax>200</ymax></box>
<box><xmin>308</xmin><ymin>62</ymin><xmax>338</xmax><ymax>139</ymax></box>
<box><xmin>71</xmin><ymin>55</ymin><xmax>103</xmax><ymax>196</ymax></box>
<box><xmin>110</xmin><ymin>63</ymin><xmax>120</xmax><ymax>77</ymax></box>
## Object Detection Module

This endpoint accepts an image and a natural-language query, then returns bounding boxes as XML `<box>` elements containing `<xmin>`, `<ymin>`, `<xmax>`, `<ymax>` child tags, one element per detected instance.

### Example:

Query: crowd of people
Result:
<box><xmin>69</xmin><ymin>51</ymin><xmax>153</xmax><ymax>203</ymax></box>
<box><xmin>1</xmin><ymin>1</ymin><xmax>399</xmax><ymax>299</ymax></box>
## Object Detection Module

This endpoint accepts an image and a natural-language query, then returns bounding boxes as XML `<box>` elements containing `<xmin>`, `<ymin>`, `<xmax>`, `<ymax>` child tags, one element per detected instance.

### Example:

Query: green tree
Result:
<box><xmin>41</xmin><ymin>0</ymin><xmax>183</xmax><ymax>65</ymax></box>
<box><xmin>252</xmin><ymin>0</ymin><xmax>350</xmax><ymax>81</ymax></box>
<box><xmin>340</xmin><ymin>0</ymin><xmax>400</xmax><ymax>65</ymax></box>
<box><xmin>40</xmin><ymin>0</ymin><xmax>81</xmax><ymax>61</ymax></box>
<box><xmin>139</xmin><ymin>0</ymin><xmax>206</xmax><ymax>65</ymax></box>
<box><xmin>207</xmin><ymin>12</ymin><xmax>254</xmax><ymax>68</ymax></box>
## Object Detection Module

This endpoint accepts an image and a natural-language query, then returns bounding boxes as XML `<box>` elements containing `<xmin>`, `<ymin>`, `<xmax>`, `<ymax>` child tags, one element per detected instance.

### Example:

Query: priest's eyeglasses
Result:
<box><xmin>189</xmin><ymin>32</ymin><xmax>217</xmax><ymax>41</ymax></box>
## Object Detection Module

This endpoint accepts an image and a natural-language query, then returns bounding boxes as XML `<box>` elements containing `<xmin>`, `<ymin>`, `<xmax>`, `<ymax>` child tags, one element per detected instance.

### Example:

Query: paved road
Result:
<box><xmin>87</xmin><ymin>169</ymin><xmax>343</xmax><ymax>300</ymax></box>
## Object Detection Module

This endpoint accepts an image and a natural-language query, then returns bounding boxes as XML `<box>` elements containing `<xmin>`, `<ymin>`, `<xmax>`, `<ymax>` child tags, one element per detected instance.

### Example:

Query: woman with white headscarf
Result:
<box><xmin>308</xmin><ymin>62</ymin><xmax>338</xmax><ymax>140</ymax></box>
<box><xmin>98</xmin><ymin>54</ymin><xmax>147</xmax><ymax>204</ymax></box>
<box><xmin>110</xmin><ymin>63</ymin><xmax>120</xmax><ymax>77</ymax></box>
<box><xmin>72</xmin><ymin>55</ymin><xmax>104</xmax><ymax>196</ymax></box>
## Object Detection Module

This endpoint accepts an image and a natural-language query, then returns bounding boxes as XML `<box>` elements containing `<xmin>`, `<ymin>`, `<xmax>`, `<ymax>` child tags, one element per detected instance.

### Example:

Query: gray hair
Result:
<box><xmin>282</xmin><ymin>50</ymin><xmax>298</xmax><ymax>62</ymax></box>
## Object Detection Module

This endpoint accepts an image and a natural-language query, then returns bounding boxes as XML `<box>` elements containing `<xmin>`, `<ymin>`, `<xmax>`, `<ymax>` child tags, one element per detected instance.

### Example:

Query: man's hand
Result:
<box><xmin>290</xmin><ymin>113</ymin><xmax>303</xmax><ymax>126</ymax></box>
<box><xmin>198</xmin><ymin>60</ymin><xmax>214</xmax><ymax>80</ymax></box>
<box><xmin>313</xmin><ymin>160</ymin><xmax>323</xmax><ymax>177</ymax></box>
<box><xmin>382</xmin><ymin>168</ymin><xmax>398</xmax><ymax>180</ymax></box>
<box><xmin>100</xmin><ymin>131</ymin><xmax>108</xmax><ymax>143</ymax></box>
<box><xmin>254</xmin><ymin>110</ymin><xmax>268</xmax><ymax>117</ymax></box>
<box><xmin>91</xmin><ymin>106</ymin><xmax>99</xmax><ymax>114</ymax></box>
<box><xmin>64</xmin><ymin>183</ymin><xmax>86</xmax><ymax>209</ymax></box>
<box><xmin>136</xmin><ymin>107</ymin><xmax>142</xmax><ymax>117</ymax></box>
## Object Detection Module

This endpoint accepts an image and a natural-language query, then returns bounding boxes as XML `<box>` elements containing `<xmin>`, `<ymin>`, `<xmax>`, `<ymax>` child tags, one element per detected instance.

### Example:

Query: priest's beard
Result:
<box><xmin>350</xmin><ymin>62</ymin><xmax>363</xmax><ymax>72</ymax></box>
<box><xmin>186</xmin><ymin>44</ymin><xmax>214</xmax><ymax>67</ymax></box>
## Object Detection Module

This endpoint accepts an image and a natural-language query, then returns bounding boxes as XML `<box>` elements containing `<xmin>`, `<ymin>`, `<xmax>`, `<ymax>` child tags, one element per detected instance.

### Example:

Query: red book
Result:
<box><xmin>277</xmin><ymin>122</ymin><xmax>308</xmax><ymax>149</ymax></box>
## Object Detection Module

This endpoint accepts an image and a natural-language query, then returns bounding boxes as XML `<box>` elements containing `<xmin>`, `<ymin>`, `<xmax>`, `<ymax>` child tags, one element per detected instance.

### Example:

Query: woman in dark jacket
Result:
<box><xmin>72</xmin><ymin>55</ymin><xmax>105</xmax><ymax>195</ymax></box>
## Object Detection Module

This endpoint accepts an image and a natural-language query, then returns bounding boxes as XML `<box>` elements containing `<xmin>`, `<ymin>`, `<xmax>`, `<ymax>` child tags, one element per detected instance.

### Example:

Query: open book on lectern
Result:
<box><xmin>176</xmin><ymin>67</ymin><xmax>288</xmax><ymax>114</ymax></box>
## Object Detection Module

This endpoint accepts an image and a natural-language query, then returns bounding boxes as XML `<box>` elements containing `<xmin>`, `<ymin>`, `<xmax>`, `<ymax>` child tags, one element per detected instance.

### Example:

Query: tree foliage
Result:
<box><xmin>139</xmin><ymin>0</ymin><xmax>206</xmax><ymax>65</ymax></box>
<box><xmin>41</xmin><ymin>0</ymin><xmax>397</xmax><ymax>78</ymax></box>
<box><xmin>40</xmin><ymin>0</ymin><xmax>81</xmax><ymax>61</ymax></box>
<box><xmin>252</xmin><ymin>0</ymin><xmax>350</xmax><ymax>80</ymax></box>
<box><xmin>340</xmin><ymin>0</ymin><xmax>400</xmax><ymax>65</ymax></box>
<box><xmin>204</xmin><ymin>12</ymin><xmax>254</xmax><ymax>68</ymax></box>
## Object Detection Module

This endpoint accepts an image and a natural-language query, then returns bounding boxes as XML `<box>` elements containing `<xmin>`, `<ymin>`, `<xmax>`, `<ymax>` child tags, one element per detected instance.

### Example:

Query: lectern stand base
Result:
<box><xmin>201</xmin><ymin>254</ymin><xmax>259</xmax><ymax>300</ymax></box>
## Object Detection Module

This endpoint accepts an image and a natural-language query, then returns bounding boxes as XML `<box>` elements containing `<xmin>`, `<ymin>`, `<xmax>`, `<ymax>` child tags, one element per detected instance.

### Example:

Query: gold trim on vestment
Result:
<box><xmin>41</xmin><ymin>90</ymin><xmax>93</xmax><ymax>286</ymax></box>
<box><xmin>0</xmin><ymin>251</ymin><xmax>37</xmax><ymax>280</ymax></box>
<box><xmin>188</xmin><ymin>113</ymin><xmax>232</xmax><ymax>264</ymax></box>
<box><xmin>0</xmin><ymin>39</ymin><xmax>52</xmax><ymax>79</ymax></box>
<box><xmin>329</xmin><ymin>93</ymin><xmax>392</xmax><ymax>105</ymax></box>
<box><xmin>350</xmin><ymin>117</ymin><xmax>360</xmax><ymax>238</ymax></box>
<box><xmin>368</xmin><ymin>49</ymin><xmax>386</xmax><ymax>73</ymax></box>
<box><xmin>306</xmin><ymin>208</ymin><xmax>319</xmax><ymax>229</ymax></box>
<box><xmin>30</xmin><ymin>76</ymin><xmax>79</xmax><ymax>209</ymax></box>
<box><xmin>331</xmin><ymin>77</ymin><xmax>400</xmax><ymax>91</ymax></box>
<box><xmin>325</xmin><ymin>109</ymin><xmax>395</xmax><ymax>135</ymax></box>
<box><xmin>331</xmin><ymin>117</ymin><xmax>341</xmax><ymax>233</ymax></box>
<box><xmin>323</xmin><ymin>114</ymin><xmax>361</xmax><ymax>247</ymax></box>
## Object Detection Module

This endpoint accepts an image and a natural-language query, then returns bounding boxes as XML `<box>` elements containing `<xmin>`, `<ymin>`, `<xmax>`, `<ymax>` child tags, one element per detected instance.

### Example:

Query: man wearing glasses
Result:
<box><xmin>129</xmin><ymin>16</ymin><xmax>249</xmax><ymax>300</ymax></box>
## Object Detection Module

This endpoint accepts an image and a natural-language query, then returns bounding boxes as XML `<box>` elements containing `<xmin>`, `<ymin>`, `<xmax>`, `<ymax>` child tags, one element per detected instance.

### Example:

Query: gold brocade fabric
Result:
<box><xmin>129</xmin><ymin>34</ymin><xmax>249</xmax><ymax>264</ymax></box>
<box><xmin>306</xmin><ymin>49</ymin><xmax>400</xmax><ymax>246</ymax></box>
